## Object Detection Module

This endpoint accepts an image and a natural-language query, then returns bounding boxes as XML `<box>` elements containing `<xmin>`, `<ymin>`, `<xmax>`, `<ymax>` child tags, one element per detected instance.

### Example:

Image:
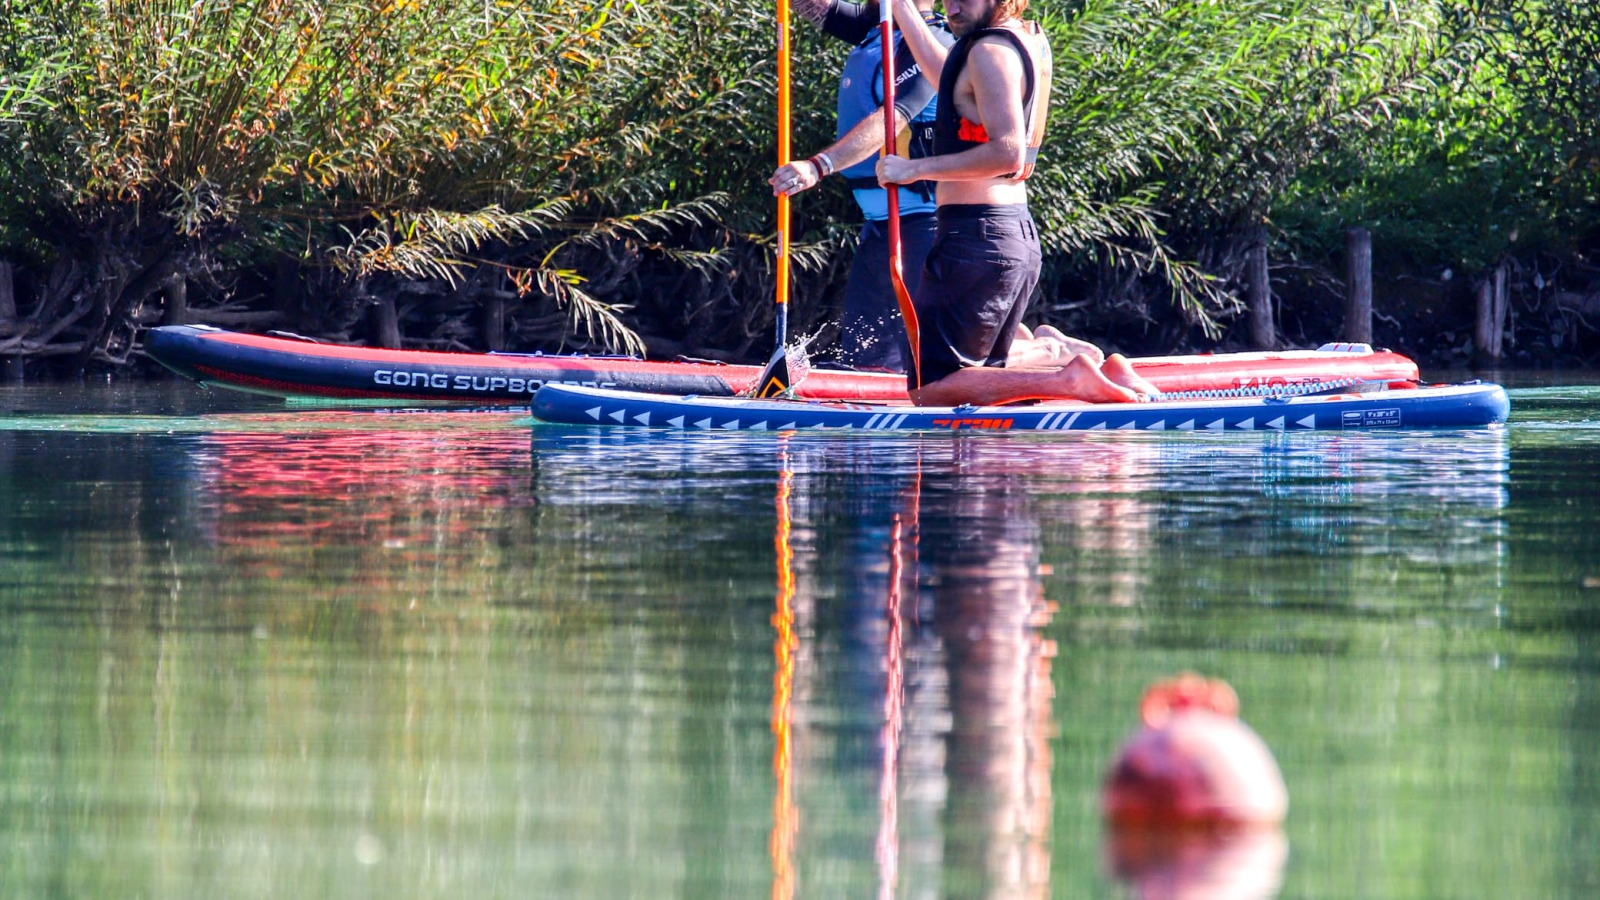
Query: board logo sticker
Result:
<box><xmin>1341</xmin><ymin>407</ymin><xmax>1401</xmax><ymax>428</ymax></box>
<box><xmin>931</xmin><ymin>417</ymin><xmax>1015</xmax><ymax>431</ymax></box>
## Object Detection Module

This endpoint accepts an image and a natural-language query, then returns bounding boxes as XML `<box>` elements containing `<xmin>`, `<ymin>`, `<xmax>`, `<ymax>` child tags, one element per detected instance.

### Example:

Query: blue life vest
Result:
<box><xmin>835</xmin><ymin>14</ymin><xmax>946</xmax><ymax>221</ymax></box>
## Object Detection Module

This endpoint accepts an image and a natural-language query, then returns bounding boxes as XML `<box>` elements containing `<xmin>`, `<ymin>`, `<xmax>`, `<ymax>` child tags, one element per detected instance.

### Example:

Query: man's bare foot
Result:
<box><xmin>1035</xmin><ymin>324</ymin><xmax>1105</xmax><ymax>365</ymax></box>
<box><xmin>1058</xmin><ymin>355</ymin><xmax>1140</xmax><ymax>403</ymax></box>
<box><xmin>1101</xmin><ymin>353</ymin><xmax>1160</xmax><ymax>397</ymax></box>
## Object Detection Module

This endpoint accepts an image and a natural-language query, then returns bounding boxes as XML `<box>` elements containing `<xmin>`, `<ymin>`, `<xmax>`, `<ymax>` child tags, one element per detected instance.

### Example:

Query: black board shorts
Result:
<box><xmin>836</xmin><ymin>213</ymin><xmax>938</xmax><ymax>373</ymax></box>
<box><xmin>913</xmin><ymin>204</ymin><xmax>1041</xmax><ymax>388</ymax></box>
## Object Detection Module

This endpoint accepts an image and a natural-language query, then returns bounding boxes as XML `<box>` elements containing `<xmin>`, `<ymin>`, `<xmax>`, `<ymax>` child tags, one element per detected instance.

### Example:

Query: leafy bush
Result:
<box><xmin>0</xmin><ymin>0</ymin><xmax>811</xmax><ymax>363</ymax></box>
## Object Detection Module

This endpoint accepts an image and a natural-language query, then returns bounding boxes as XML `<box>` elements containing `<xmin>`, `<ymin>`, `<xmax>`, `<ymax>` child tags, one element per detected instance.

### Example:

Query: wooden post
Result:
<box><xmin>1245</xmin><ymin>230</ymin><xmax>1276</xmax><ymax>350</ymax></box>
<box><xmin>1343</xmin><ymin>227</ymin><xmax>1372</xmax><ymax>344</ymax></box>
<box><xmin>1493</xmin><ymin>259</ymin><xmax>1510</xmax><ymax>358</ymax></box>
<box><xmin>372</xmin><ymin>296</ymin><xmax>402</xmax><ymax>348</ymax></box>
<box><xmin>1475</xmin><ymin>259</ymin><xmax>1510</xmax><ymax>366</ymax></box>
<box><xmin>483</xmin><ymin>295</ymin><xmax>505</xmax><ymax>352</ymax></box>
<box><xmin>1473</xmin><ymin>277</ymin><xmax>1496</xmax><ymax>365</ymax></box>
<box><xmin>0</xmin><ymin>260</ymin><xmax>14</xmax><ymax>322</ymax></box>
<box><xmin>0</xmin><ymin>260</ymin><xmax>21</xmax><ymax>383</ymax></box>
<box><xmin>161</xmin><ymin>273</ymin><xmax>188</xmax><ymax>326</ymax></box>
<box><xmin>273</xmin><ymin>255</ymin><xmax>299</xmax><ymax>320</ymax></box>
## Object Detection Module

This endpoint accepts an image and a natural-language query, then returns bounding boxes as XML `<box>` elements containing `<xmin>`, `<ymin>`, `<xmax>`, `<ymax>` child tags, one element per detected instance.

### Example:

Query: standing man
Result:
<box><xmin>771</xmin><ymin>0</ymin><xmax>953</xmax><ymax>373</ymax></box>
<box><xmin>879</xmin><ymin>0</ymin><xmax>1156</xmax><ymax>404</ymax></box>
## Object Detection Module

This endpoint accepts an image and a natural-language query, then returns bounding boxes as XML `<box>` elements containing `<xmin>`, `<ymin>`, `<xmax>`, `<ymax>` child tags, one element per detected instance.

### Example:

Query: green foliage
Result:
<box><xmin>1029</xmin><ymin>0</ymin><xmax>1506</xmax><ymax>335</ymax></box>
<box><xmin>1275</xmin><ymin>76</ymin><xmax>1554</xmax><ymax>272</ymax></box>
<box><xmin>1501</xmin><ymin>0</ymin><xmax>1600</xmax><ymax>177</ymax></box>
<box><xmin>1274</xmin><ymin>0</ymin><xmax>1600</xmax><ymax>282</ymax></box>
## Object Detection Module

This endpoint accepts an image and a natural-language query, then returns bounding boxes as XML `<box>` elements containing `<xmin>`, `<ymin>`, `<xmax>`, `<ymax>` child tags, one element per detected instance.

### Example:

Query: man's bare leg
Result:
<box><xmin>1101</xmin><ymin>353</ymin><xmax>1160</xmax><ymax>396</ymax></box>
<box><xmin>910</xmin><ymin>354</ymin><xmax>1140</xmax><ymax>406</ymax></box>
<box><xmin>1006</xmin><ymin>335</ymin><xmax>1068</xmax><ymax>367</ymax></box>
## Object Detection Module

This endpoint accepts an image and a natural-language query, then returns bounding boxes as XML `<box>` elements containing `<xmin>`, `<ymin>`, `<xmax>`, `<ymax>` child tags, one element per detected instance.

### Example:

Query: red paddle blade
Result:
<box><xmin>889</xmin><ymin>257</ymin><xmax>919</xmax><ymax>388</ymax></box>
<box><xmin>881</xmin><ymin>7</ymin><xmax>921</xmax><ymax>388</ymax></box>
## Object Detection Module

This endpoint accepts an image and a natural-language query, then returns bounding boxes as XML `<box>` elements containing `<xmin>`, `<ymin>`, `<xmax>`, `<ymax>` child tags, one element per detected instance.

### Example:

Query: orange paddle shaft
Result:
<box><xmin>775</xmin><ymin>0</ymin><xmax>791</xmax><ymax>346</ymax></box>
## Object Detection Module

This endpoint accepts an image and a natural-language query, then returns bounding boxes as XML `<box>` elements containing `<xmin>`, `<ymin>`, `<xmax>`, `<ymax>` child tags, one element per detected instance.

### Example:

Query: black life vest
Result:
<box><xmin>932</xmin><ymin>22</ymin><xmax>1050</xmax><ymax>180</ymax></box>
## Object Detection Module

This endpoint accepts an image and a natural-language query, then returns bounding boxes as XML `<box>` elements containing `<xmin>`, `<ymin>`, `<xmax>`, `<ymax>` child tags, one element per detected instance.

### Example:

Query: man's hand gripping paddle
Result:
<box><xmin>881</xmin><ymin>0</ymin><xmax>921</xmax><ymax>389</ymax></box>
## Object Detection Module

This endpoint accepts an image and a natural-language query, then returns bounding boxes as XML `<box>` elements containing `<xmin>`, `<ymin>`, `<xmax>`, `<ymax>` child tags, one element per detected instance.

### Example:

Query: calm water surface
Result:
<box><xmin>1</xmin><ymin>376</ymin><xmax>1598</xmax><ymax>899</ymax></box>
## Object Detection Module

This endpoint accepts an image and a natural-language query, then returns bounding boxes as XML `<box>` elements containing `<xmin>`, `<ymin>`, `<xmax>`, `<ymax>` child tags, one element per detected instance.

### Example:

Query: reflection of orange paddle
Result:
<box><xmin>770</xmin><ymin>438</ymin><xmax>798</xmax><ymax>900</ymax></box>
<box><xmin>879</xmin><ymin>0</ymin><xmax>921</xmax><ymax>389</ymax></box>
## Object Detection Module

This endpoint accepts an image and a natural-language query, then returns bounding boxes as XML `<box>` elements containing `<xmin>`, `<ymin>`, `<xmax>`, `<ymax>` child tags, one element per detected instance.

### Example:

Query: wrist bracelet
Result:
<box><xmin>809</xmin><ymin>153</ymin><xmax>834</xmax><ymax>178</ymax></box>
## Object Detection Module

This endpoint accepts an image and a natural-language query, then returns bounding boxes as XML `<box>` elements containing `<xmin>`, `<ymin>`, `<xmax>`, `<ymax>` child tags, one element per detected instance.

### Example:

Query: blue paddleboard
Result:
<box><xmin>531</xmin><ymin>382</ymin><xmax>1510</xmax><ymax>432</ymax></box>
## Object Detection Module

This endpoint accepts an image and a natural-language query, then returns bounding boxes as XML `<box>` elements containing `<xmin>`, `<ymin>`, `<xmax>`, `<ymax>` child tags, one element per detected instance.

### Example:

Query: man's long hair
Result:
<box><xmin>995</xmin><ymin>0</ymin><xmax>1029</xmax><ymax>20</ymax></box>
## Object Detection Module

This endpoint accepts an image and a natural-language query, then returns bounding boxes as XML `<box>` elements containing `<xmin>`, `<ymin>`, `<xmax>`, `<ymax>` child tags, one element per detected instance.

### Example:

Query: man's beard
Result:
<box><xmin>950</xmin><ymin>5</ymin><xmax>1002</xmax><ymax>36</ymax></box>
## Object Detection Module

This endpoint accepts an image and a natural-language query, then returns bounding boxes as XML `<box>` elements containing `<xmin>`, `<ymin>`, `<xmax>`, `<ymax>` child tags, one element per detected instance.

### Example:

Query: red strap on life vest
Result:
<box><xmin>957</xmin><ymin>118</ymin><xmax>989</xmax><ymax>143</ymax></box>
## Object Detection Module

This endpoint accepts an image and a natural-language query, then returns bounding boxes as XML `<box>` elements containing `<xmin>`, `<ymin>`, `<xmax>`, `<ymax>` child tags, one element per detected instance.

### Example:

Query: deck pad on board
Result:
<box><xmin>531</xmin><ymin>382</ymin><xmax>1510</xmax><ymax>433</ymax></box>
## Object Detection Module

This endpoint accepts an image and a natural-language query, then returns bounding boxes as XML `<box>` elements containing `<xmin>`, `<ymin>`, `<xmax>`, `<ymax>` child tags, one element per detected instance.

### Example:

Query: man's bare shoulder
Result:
<box><xmin>965</xmin><ymin>34</ymin><xmax>1028</xmax><ymax>76</ymax></box>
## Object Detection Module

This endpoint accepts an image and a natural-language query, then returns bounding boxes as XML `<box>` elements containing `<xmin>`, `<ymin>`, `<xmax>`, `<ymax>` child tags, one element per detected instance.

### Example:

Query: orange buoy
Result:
<box><xmin>1102</xmin><ymin>674</ymin><xmax>1288</xmax><ymax>828</ymax></box>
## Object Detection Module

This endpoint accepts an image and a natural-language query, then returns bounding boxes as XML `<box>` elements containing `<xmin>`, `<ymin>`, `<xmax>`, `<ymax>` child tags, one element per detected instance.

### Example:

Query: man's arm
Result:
<box><xmin>889</xmin><ymin>0</ymin><xmax>949</xmax><ymax>88</ymax></box>
<box><xmin>770</xmin><ymin>107</ymin><xmax>911</xmax><ymax>196</ymax></box>
<box><xmin>877</xmin><ymin>40</ymin><xmax>1028</xmax><ymax>185</ymax></box>
<box><xmin>796</xmin><ymin>0</ymin><xmax>877</xmax><ymax>45</ymax></box>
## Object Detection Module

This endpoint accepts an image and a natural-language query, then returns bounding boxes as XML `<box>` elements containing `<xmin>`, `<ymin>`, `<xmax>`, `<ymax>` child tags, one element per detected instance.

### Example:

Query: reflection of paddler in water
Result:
<box><xmin>915</xmin><ymin>439</ymin><xmax>1057</xmax><ymax>898</ymax></box>
<box><xmin>871</xmin><ymin>438</ymin><xmax>1060</xmax><ymax>897</ymax></box>
<box><xmin>1101</xmin><ymin>674</ymin><xmax>1289</xmax><ymax>900</ymax></box>
<box><xmin>767</xmin><ymin>436</ymin><xmax>1059</xmax><ymax>897</ymax></box>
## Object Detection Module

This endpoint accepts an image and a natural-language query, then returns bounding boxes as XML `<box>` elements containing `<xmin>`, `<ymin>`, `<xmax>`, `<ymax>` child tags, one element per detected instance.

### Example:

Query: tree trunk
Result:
<box><xmin>0</xmin><ymin>260</ymin><xmax>14</xmax><ymax>322</ymax></box>
<box><xmin>1475</xmin><ymin>259</ymin><xmax>1510</xmax><ymax>366</ymax></box>
<box><xmin>1493</xmin><ymin>259</ymin><xmax>1510</xmax><ymax>357</ymax></box>
<box><xmin>1343</xmin><ymin>227</ymin><xmax>1372</xmax><ymax>344</ymax></box>
<box><xmin>71</xmin><ymin>239</ymin><xmax>180</xmax><ymax>372</ymax></box>
<box><xmin>372</xmin><ymin>296</ymin><xmax>402</xmax><ymax>349</ymax></box>
<box><xmin>1</xmin><ymin>260</ymin><xmax>20</xmax><ymax>383</ymax></box>
<box><xmin>162</xmin><ymin>274</ymin><xmax>188</xmax><ymax>326</ymax></box>
<box><xmin>1245</xmin><ymin>231</ymin><xmax>1276</xmax><ymax>350</ymax></box>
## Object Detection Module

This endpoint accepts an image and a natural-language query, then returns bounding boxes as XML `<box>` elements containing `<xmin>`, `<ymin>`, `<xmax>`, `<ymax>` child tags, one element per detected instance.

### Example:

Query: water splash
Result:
<box><xmin>783</xmin><ymin>333</ymin><xmax>814</xmax><ymax>388</ymax></box>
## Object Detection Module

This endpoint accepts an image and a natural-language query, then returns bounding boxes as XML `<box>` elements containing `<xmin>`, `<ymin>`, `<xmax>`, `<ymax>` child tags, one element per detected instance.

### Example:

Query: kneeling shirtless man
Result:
<box><xmin>879</xmin><ymin>0</ymin><xmax>1156</xmax><ymax>405</ymax></box>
